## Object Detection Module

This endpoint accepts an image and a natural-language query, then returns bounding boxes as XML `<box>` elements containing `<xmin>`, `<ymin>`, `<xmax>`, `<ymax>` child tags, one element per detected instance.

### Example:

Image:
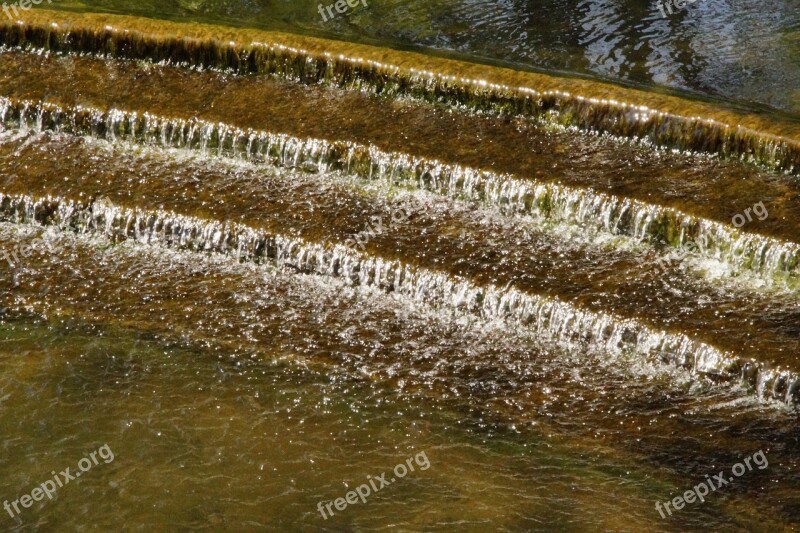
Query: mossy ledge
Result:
<box><xmin>3</xmin><ymin>10</ymin><xmax>800</xmax><ymax>175</ymax></box>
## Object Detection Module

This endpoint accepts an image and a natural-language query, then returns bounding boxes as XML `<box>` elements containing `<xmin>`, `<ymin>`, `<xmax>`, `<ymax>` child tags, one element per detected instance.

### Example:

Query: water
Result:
<box><xmin>0</xmin><ymin>209</ymin><xmax>797</xmax><ymax>530</ymax></box>
<box><xmin>0</xmin><ymin>4</ymin><xmax>798</xmax><ymax>532</ymax></box>
<box><xmin>0</xmin><ymin>313</ymin><xmax>782</xmax><ymax>531</ymax></box>
<box><xmin>3</xmin><ymin>95</ymin><xmax>798</xmax><ymax>285</ymax></box>
<box><xmin>43</xmin><ymin>0</ymin><xmax>800</xmax><ymax>116</ymax></box>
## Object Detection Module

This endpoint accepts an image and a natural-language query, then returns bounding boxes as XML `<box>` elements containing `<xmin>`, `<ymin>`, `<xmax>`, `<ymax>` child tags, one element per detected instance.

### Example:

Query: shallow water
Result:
<box><xmin>0</xmin><ymin>224</ymin><xmax>797</xmax><ymax>531</ymax></box>
<box><xmin>0</xmin><ymin>4</ymin><xmax>798</xmax><ymax>532</ymax></box>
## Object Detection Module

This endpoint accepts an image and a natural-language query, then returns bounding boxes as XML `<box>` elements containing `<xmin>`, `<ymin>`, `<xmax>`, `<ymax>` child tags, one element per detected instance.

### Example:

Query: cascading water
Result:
<box><xmin>2</xmin><ymin>14</ymin><xmax>800</xmax><ymax>174</ymax></box>
<box><xmin>1</xmin><ymin>191</ymin><xmax>796</xmax><ymax>405</ymax></box>
<box><xmin>2</xmin><ymin>96</ymin><xmax>797</xmax><ymax>287</ymax></box>
<box><xmin>0</xmin><ymin>8</ymin><xmax>799</xmax><ymax>532</ymax></box>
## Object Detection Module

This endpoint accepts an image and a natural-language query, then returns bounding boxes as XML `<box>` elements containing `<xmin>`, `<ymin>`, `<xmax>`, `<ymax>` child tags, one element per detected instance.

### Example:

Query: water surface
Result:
<box><xmin>0</xmin><ymin>3</ymin><xmax>798</xmax><ymax>532</ymax></box>
<box><xmin>42</xmin><ymin>0</ymin><xmax>800</xmax><ymax>115</ymax></box>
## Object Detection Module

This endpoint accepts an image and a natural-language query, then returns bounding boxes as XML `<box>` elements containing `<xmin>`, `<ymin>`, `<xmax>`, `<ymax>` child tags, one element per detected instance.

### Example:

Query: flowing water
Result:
<box><xmin>38</xmin><ymin>0</ymin><xmax>800</xmax><ymax>115</ymax></box>
<box><xmin>0</xmin><ymin>4</ymin><xmax>799</xmax><ymax>533</ymax></box>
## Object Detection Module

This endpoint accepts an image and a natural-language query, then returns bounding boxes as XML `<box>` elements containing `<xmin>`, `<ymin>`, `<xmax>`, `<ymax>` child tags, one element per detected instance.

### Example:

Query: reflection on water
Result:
<box><xmin>50</xmin><ymin>0</ymin><xmax>800</xmax><ymax>114</ymax></box>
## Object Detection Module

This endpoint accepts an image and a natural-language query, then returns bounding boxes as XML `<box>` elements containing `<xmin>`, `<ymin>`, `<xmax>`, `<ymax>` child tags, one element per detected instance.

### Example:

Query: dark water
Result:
<box><xmin>48</xmin><ymin>0</ymin><xmax>800</xmax><ymax>115</ymax></box>
<box><xmin>0</xmin><ymin>4</ymin><xmax>798</xmax><ymax>532</ymax></box>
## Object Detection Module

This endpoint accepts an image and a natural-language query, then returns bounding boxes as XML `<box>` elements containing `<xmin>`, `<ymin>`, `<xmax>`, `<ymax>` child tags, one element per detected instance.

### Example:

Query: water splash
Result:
<box><xmin>1</xmin><ymin>96</ymin><xmax>797</xmax><ymax>287</ymax></box>
<box><xmin>0</xmin><ymin>191</ymin><xmax>796</xmax><ymax>406</ymax></box>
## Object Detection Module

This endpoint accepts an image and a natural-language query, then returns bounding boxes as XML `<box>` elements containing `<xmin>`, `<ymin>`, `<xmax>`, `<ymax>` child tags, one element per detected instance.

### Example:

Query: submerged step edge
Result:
<box><xmin>2</xmin><ymin>96</ymin><xmax>798</xmax><ymax>287</ymax></box>
<box><xmin>0</xmin><ymin>192</ymin><xmax>797</xmax><ymax>406</ymax></box>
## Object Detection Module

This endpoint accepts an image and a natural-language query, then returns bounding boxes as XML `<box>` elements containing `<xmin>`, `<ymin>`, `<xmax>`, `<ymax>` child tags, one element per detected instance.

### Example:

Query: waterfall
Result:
<box><xmin>1</xmin><ymin>96</ymin><xmax>797</xmax><ymax>286</ymax></box>
<box><xmin>1</xmin><ymin>19</ymin><xmax>798</xmax><ymax>174</ymax></box>
<box><xmin>1</xmin><ymin>191</ymin><xmax>797</xmax><ymax>405</ymax></box>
